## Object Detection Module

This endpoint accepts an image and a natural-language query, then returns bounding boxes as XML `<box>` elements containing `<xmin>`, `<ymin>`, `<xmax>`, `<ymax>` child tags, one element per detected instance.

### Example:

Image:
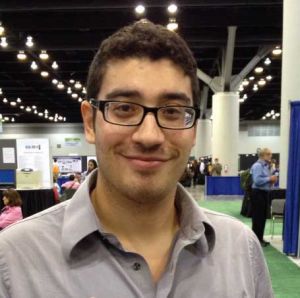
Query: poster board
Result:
<box><xmin>56</xmin><ymin>156</ymin><xmax>82</xmax><ymax>173</ymax></box>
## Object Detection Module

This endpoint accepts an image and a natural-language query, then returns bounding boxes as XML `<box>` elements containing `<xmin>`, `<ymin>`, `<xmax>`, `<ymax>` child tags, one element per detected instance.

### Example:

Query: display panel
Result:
<box><xmin>0</xmin><ymin>169</ymin><xmax>15</xmax><ymax>186</ymax></box>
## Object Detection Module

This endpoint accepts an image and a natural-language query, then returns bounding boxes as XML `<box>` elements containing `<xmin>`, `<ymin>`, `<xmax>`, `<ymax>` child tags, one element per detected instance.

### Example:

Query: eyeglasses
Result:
<box><xmin>89</xmin><ymin>99</ymin><xmax>200</xmax><ymax>130</ymax></box>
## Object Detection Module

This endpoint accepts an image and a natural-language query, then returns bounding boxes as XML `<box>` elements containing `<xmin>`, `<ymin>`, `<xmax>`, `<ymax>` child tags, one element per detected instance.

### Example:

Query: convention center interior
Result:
<box><xmin>0</xmin><ymin>1</ymin><xmax>300</xmax><ymax>297</ymax></box>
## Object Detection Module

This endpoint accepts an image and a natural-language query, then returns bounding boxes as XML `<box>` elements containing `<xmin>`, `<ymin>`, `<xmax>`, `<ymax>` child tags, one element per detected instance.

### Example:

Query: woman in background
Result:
<box><xmin>0</xmin><ymin>188</ymin><xmax>23</xmax><ymax>230</ymax></box>
<box><xmin>81</xmin><ymin>159</ymin><xmax>98</xmax><ymax>182</ymax></box>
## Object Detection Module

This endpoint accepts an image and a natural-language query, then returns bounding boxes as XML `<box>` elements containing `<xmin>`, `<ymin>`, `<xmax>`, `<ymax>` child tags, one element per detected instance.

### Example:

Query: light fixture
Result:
<box><xmin>254</xmin><ymin>67</ymin><xmax>263</xmax><ymax>73</ymax></box>
<box><xmin>82</xmin><ymin>87</ymin><xmax>87</xmax><ymax>94</ymax></box>
<box><xmin>3</xmin><ymin>98</ymin><xmax>8</xmax><ymax>103</ymax></box>
<box><xmin>4</xmin><ymin>117</ymin><xmax>9</xmax><ymax>121</ymax></box>
<box><xmin>25</xmin><ymin>106</ymin><xmax>31</xmax><ymax>112</ymax></box>
<box><xmin>44</xmin><ymin>109</ymin><xmax>48</xmax><ymax>114</ymax></box>
<box><xmin>57</xmin><ymin>82</ymin><xmax>64</xmax><ymax>89</ymax></box>
<box><xmin>69</xmin><ymin>79</ymin><xmax>75</xmax><ymax>84</ymax></box>
<box><xmin>239</xmin><ymin>85</ymin><xmax>244</xmax><ymax>92</ymax></box>
<box><xmin>49</xmin><ymin>116</ymin><xmax>54</xmax><ymax>121</ymax></box>
<box><xmin>16</xmin><ymin>97</ymin><xmax>22</xmax><ymax>103</ymax></box>
<box><xmin>67</xmin><ymin>87</ymin><xmax>72</xmax><ymax>94</ymax></box>
<box><xmin>32</xmin><ymin>105</ymin><xmax>37</xmax><ymax>109</ymax></box>
<box><xmin>0</xmin><ymin>88</ymin><xmax>2</xmax><ymax>95</ymax></box>
<box><xmin>272</xmin><ymin>115</ymin><xmax>276</xmax><ymax>119</ymax></box>
<box><xmin>242</xmin><ymin>80</ymin><xmax>249</xmax><ymax>86</ymax></box>
<box><xmin>238</xmin><ymin>98</ymin><xmax>244</xmax><ymax>103</ymax></box>
<box><xmin>10</xmin><ymin>101</ymin><xmax>17</xmax><ymax>106</ymax></box>
<box><xmin>71</xmin><ymin>93</ymin><xmax>78</xmax><ymax>98</ymax></box>
<box><xmin>26</xmin><ymin>36</ymin><xmax>34</xmax><ymax>47</ymax></box>
<box><xmin>258</xmin><ymin>79</ymin><xmax>266</xmax><ymax>86</ymax></box>
<box><xmin>17</xmin><ymin>50</ymin><xmax>27</xmax><ymax>60</ymax></box>
<box><xmin>266</xmin><ymin>75</ymin><xmax>272</xmax><ymax>81</ymax></box>
<box><xmin>167</xmin><ymin>4</ymin><xmax>178</xmax><ymax>14</ymax></box>
<box><xmin>249</xmin><ymin>76</ymin><xmax>255</xmax><ymax>81</ymax></box>
<box><xmin>253</xmin><ymin>84</ymin><xmax>258</xmax><ymax>91</ymax></box>
<box><xmin>63</xmin><ymin>117</ymin><xmax>66</xmax><ymax>122</ymax></box>
<box><xmin>31</xmin><ymin>61</ymin><xmax>38</xmax><ymax>70</ymax></box>
<box><xmin>0</xmin><ymin>37</ymin><xmax>8</xmax><ymax>47</ymax></box>
<box><xmin>243</xmin><ymin>94</ymin><xmax>248</xmax><ymax>100</ymax></box>
<box><xmin>11</xmin><ymin>117</ymin><xmax>15</xmax><ymax>122</ymax></box>
<box><xmin>78</xmin><ymin>97</ymin><xmax>83</xmax><ymax>102</ymax></box>
<box><xmin>0</xmin><ymin>22</ymin><xmax>5</xmax><ymax>36</ymax></box>
<box><xmin>39</xmin><ymin>50</ymin><xmax>49</xmax><ymax>60</ymax></box>
<box><xmin>34</xmin><ymin>110</ymin><xmax>37</xmax><ymax>114</ymax></box>
<box><xmin>74</xmin><ymin>81</ymin><xmax>82</xmax><ymax>89</ymax></box>
<box><xmin>270</xmin><ymin>110</ymin><xmax>275</xmax><ymax>115</ymax></box>
<box><xmin>135</xmin><ymin>4</ymin><xmax>145</xmax><ymax>15</ymax></box>
<box><xmin>41</xmin><ymin>71</ymin><xmax>49</xmax><ymax>77</ymax></box>
<box><xmin>51</xmin><ymin>61</ymin><xmax>58</xmax><ymax>69</ymax></box>
<box><xmin>264</xmin><ymin>57</ymin><xmax>271</xmax><ymax>65</ymax></box>
<box><xmin>20</xmin><ymin>105</ymin><xmax>24</xmax><ymax>109</ymax></box>
<box><xmin>262</xmin><ymin>116</ymin><xmax>266</xmax><ymax>120</ymax></box>
<box><xmin>58</xmin><ymin>116</ymin><xmax>63</xmax><ymax>121</ymax></box>
<box><xmin>38</xmin><ymin>112</ymin><xmax>43</xmax><ymax>117</ymax></box>
<box><xmin>167</xmin><ymin>18</ymin><xmax>178</xmax><ymax>31</ymax></box>
<box><xmin>266</xmin><ymin>112</ymin><xmax>271</xmax><ymax>117</ymax></box>
<box><xmin>272</xmin><ymin>46</ymin><xmax>282</xmax><ymax>56</ymax></box>
<box><xmin>44</xmin><ymin>114</ymin><xmax>48</xmax><ymax>119</ymax></box>
<box><xmin>52</xmin><ymin>79</ymin><xmax>58</xmax><ymax>85</ymax></box>
<box><xmin>275</xmin><ymin>112</ymin><xmax>280</xmax><ymax>117</ymax></box>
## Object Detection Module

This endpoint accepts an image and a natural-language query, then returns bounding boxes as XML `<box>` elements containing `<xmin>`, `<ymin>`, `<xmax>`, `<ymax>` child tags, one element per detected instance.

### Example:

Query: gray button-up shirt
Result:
<box><xmin>0</xmin><ymin>171</ymin><xmax>273</xmax><ymax>297</ymax></box>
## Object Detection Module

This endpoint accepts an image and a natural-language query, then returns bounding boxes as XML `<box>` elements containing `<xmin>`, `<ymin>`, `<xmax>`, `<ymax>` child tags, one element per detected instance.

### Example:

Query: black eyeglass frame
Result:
<box><xmin>89</xmin><ymin>99</ymin><xmax>200</xmax><ymax>130</ymax></box>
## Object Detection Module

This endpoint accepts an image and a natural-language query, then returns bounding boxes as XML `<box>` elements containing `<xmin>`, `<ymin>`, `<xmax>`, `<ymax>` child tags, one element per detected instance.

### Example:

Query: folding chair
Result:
<box><xmin>270</xmin><ymin>199</ymin><xmax>285</xmax><ymax>239</ymax></box>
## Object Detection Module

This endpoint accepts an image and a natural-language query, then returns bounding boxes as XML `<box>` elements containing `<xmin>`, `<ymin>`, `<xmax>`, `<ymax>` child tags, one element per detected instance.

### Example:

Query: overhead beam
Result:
<box><xmin>223</xmin><ymin>26</ymin><xmax>237</xmax><ymax>91</ymax></box>
<box><xmin>200</xmin><ymin>86</ymin><xmax>209</xmax><ymax>119</ymax></box>
<box><xmin>231</xmin><ymin>45</ymin><xmax>274</xmax><ymax>90</ymax></box>
<box><xmin>197</xmin><ymin>68</ymin><xmax>222</xmax><ymax>93</ymax></box>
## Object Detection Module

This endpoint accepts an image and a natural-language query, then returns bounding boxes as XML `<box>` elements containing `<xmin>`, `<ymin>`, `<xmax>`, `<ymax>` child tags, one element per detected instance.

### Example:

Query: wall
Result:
<box><xmin>0</xmin><ymin>123</ymin><xmax>96</xmax><ymax>157</ymax></box>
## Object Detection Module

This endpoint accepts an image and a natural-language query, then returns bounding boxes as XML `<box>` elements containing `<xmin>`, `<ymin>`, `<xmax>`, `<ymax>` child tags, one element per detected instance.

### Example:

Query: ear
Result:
<box><xmin>81</xmin><ymin>100</ymin><xmax>96</xmax><ymax>144</ymax></box>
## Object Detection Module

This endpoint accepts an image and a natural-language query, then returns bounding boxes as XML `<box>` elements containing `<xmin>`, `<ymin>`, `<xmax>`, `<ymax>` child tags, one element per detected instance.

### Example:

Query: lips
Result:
<box><xmin>121</xmin><ymin>154</ymin><xmax>170</xmax><ymax>170</ymax></box>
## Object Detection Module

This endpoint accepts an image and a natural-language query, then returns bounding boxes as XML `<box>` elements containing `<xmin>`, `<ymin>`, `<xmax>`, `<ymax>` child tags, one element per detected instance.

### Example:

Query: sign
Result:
<box><xmin>2</xmin><ymin>147</ymin><xmax>15</xmax><ymax>163</ymax></box>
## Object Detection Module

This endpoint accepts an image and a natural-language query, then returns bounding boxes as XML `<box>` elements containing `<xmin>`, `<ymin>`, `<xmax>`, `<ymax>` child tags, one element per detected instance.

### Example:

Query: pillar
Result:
<box><xmin>193</xmin><ymin>119</ymin><xmax>212</xmax><ymax>158</ymax></box>
<box><xmin>280</xmin><ymin>0</ymin><xmax>300</xmax><ymax>189</ymax></box>
<box><xmin>212</xmin><ymin>92</ymin><xmax>239</xmax><ymax>176</ymax></box>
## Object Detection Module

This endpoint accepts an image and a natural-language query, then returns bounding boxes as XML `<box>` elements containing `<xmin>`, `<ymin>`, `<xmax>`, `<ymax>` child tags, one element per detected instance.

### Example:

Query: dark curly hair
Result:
<box><xmin>86</xmin><ymin>20</ymin><xmax>200</xmax><ymax>108</ymax></box>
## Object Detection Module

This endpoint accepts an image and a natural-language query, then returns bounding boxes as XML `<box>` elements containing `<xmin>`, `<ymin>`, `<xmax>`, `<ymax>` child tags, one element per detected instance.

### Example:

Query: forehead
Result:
<box><xmin>98</xmin><ymin>58</ymin><xmax>192</xmax><ymax>101</ymax></box>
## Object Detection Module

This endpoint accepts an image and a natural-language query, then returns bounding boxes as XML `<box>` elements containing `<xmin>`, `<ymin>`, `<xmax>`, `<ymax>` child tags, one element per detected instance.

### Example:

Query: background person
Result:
<box><xmin>0</xmin><ymin>189</ymin><xmax>23</xmax><ymax>230</ymax></box>
<box><xmin>81</xmin><ymin>159</ymin><xmax>98</xmax><ymax>182</ymax></box>
<box><xmin>250</xmin><ymin>148</ymin><xmax>278</xmax><ymax>246</ymax></box>
<box><xmin>211</xmin><ymin>157</ymin><xmax>222</xmax><ymax>176</ymax></box>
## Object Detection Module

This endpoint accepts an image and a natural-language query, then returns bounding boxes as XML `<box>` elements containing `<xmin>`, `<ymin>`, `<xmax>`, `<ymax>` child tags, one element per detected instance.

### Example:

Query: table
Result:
<box><xmin>0</xmin><ymin>188</ymin><xmax>56</xmax><ymax>218</ymax></box>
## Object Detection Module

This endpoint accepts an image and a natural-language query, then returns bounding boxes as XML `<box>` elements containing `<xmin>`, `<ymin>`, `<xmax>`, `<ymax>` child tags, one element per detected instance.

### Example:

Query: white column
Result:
<box><xmin>280</xmin><ymin>0</ymin><xmax>300</xmax><ymax>189</ymax></box>
<box><xmin>212</xmin><ymin>92</ymin><xmax>239</xmax><ymax>176</ymax></box>
<box><xmin>193</xmin><ymin>119</ymin><xmax>212</xmax><ymax>158</ymax></box>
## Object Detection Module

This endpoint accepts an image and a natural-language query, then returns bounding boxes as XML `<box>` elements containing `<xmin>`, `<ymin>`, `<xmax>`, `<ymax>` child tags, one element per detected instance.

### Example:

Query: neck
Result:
<box><xmin>91</xmin><ymin>175</ymin><xmax>179</xmax><ymax>245</ymax></box>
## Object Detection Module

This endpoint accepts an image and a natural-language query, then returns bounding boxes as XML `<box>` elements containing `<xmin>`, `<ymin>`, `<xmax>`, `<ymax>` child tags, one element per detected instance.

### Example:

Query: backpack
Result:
<box><xmin>240</xmin><ymin>169</ymin><xmax>252</xmax><ymax>191</ymax></box>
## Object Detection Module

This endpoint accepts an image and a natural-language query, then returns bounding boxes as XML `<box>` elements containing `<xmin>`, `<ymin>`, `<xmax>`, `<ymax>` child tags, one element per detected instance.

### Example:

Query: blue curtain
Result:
<box><xmin>283</xmin><ymin>101</ymin><xmax>300</xmax><ymax>255</ymax></box>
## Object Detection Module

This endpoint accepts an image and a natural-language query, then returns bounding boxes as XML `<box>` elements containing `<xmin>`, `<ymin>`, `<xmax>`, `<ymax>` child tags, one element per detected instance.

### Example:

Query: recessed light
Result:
<box><xmin>10</xmin><ymin>101</ymin><xmax>17</xmax><ymax>106</ymax></box>
<box><xmin>39</xmin><ymin>50</ymin><xmax>49</xmax><ymax>60</ymax></box>
<box><xmin>254</xmin><ymin>67</ymin><xmax>264</xmax><ymax>73</ymax></box>
<box><xmin>135</xmin><ymin>4</ymin><xmax>145</xmax><ymax>14</ymax></box>
<box><xmin>264</xmin><ymin>57</ymin><xmax>271</xmax><ymax>65</ymax></box>
<box><xmin>74</xmin><ymin>81</ymin><xmax>82</xmax><ymax>89</ymax></box>
<box><xmin>17</xmin><ymin>50</ymin><xmax>27</xmax><ymax>60</ymax></box>
<box><xmin>41</xmin><ymin>71</ymin><xmax>49</xmax><ymax>77</ymax></box>
<box><xmin>167</xmin><ymin>18</ymin><xmax>178</xmax><ymax>31</ymax></box>
<box><xmin>167</xmin><ymin>4</ymin><xmax>178</xmax><ymax>14</ymax></box>
<box><xmin>3</xmin><ymin>98</ymin><xmax>8</xmax><ymax>103</ymax></box>
<box><xmin>272</xmin><ymin>46</ymin><xmax>282</xmax><ymax>55</ymax></box>
<box><xmin>26</xmin><ymin>36</ymin><xmax>34</xmax><ymax>47</ymax></box>
<box><xmin>266</xmin><ymin>75</ymin><xmax>272</xmax><ymax>81</ymax></box>
<box><xmin>71</xmin><ymin>93</ymin><xmax>78</xmax><ymax>98</ymax></box>
<box><xmin>52</xmin><ymin>61</ymin><xmax>59</xmax><ymax>69</ymax></box>
<box><xmin>31</xmin><ymin>61</ymin><xmax>38</xmax><ymax>70</ymax></box>
<box><xmin>57</xmin><ymin>82</ymin><xmax>64</xmax><ymax>89</ymax></box>
<box><xmin>0</xmin><ymin>37</ymin><xmax>8</xmax><ymax>47</ymax></box>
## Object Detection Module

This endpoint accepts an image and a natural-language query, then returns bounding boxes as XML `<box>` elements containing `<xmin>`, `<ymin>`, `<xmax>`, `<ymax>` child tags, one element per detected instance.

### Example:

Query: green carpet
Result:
<box><xmin>198</xmin><ymin>200</ymin><xmax>300</xmax><ymax>298</ymax></box>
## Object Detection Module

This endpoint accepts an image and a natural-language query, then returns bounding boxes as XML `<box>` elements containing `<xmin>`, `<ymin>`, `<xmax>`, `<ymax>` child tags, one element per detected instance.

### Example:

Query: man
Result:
<box><xmin>251</xmin><ymin>148</ymin><xmax>278</xmax><ymax>247</ymax></box>
<box><xmin>0</xmin><ymin>21</ymin><xmax>273</xmax><ymax>297</ymax></box>
<box><xmin>211</xmin><ymin>157</ymin><xmax>222</xmax><ymax>176</ymax></box>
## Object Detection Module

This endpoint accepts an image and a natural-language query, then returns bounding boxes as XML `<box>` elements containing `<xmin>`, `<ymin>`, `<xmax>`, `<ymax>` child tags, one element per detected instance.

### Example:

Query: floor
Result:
<box><xmin>185</xmin><ymin>184</ymin><xmax>300</xmax><ymax>268</ymax></box>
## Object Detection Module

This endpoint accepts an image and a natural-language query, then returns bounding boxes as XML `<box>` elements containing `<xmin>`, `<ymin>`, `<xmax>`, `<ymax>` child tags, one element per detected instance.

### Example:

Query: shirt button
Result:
<box><xmin>132</xmin><ymin>262</ymin><xmax>141</xmax><ymax>271</ymax></box>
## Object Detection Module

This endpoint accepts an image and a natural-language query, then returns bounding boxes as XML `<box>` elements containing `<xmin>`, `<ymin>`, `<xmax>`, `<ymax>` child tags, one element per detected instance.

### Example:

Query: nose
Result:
<box><xmin>131</xmin><ymin>113</ymin><xmax>165</xmax><ymax>149</ymax></box>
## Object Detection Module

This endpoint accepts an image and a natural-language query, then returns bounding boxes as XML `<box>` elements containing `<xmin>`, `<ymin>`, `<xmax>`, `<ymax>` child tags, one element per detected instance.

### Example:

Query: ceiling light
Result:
<box><xmin>67</xmin><ymin>87</ymin><xmax>72</xmax><ymax>94</ymax></box>
<box><xmin>167</xmin><ymin>18</ymin><xmax>178</xmax><ymax>31</ymax></box>
<box><xmin>38</xmin><ymin>112</ymin><xmax>43</xmax><ymax>117</ymax></box>
<box><xmin>238</xmin><ymin>98</ymin><xmax>244</xmax><ymax>103</ymax></box>
<box><xmin>39</xmin><ymin>50</ymin><xmax>49</xmax><ymax>60</ymax></box>
<box><xmin>271</xmin><ymin>110</ymin><xmax>275</xmax><ymax>115</ymax></box>
<box><xmin>0</xmin><ymin>22</ymin><xmax>5</xmax><ymax>36</ymax></box>
<box><xmin>262</xmin><ymin>116</ymin><xmax>266</xmax><ymax>120</ymax></box>
<box><xmin>0</xmin><ymin>37</ymin><xmax>8</xmax><ymax>47</ymax></box>
<box><xmin>82</xmin><ymin>87</ymin><xmax>87</xmax><ymax>94</ymax></box>
<box><xmin>4</xmin><ymin>117</ymin><xmax>9</xmax><ymax>121</ymax></box>
<box><xmin>10</xmin><ymin>101</ymin><xmax>17</xmax><ymax>106</ymax></box>
<box><xmin>264</xmin><ymin>57</ymin><xmax>271</xmax><ymax>65</ymax></box>
<box><xmin>51</xmin><ymin>61</ymin><xmax>58</xmax><ymax>69</ymax></box>
<box><xmin>11</xmin><ymin>117</ymin><xmax>15</xmax><ymax>122</ymax></box>
<box><xmin>3</xmin><ymin>98</ymin><xmax>8</xmax><ymax>103</ymax></box>
<box><xmin>20</xmin><ymin>105</ymin><xmax>24</xmax><ymax>109</ymax></box>
<box><xmin>69</xmin><ymin>79</ymin><xmax>75</xmax><ymax>84</ymax></box>
<box><xmin>272</xmin><ymin>115</ymin><xmax>276</xmax><ymax>119</ymax></box>
<box><xmin>44</xmin><ymin>109</ymin><xmax>48</xmax><ymax>114</ymax></box>
<box><xmin>275</xmin><ymin>113</ymin><xmax>280</xmax><ymax>117</ymax></box>
<box><xmin>44</xmin><ymin>114</ymin><xmax>48</xmax><ymax>119</ymax></box>
<box><xmin>0</xmin><ymin>88</ymin><xmax>2</xmax><ymax>94</ymax></box>
<box><xmin>243</xmin><ymin>94</ymin><xmax>248</xmax><ymax>100</ymax></box>
<box><xmin>25</xmin><ymin>106</ymin><xmax>31</xmax><ymax>112</ymax></box>
<box><xmin>254</xmin><ymin>67</ymin><xmax>263</xmax><ymax>73</ymax></box>
<box><xmin>16</xmin><ymin>97</ymin><xmax>21</xmax><ymax>103</ymax></box>
<box><xmin>34</xmin><ymin>110</ymin><xmax>37</xmax><ymax>114</ymax></box>
<box><xmin>41</xmin><ymin>71</ymin><xmax>49</xmax><ymax>77</ymax></box>
<box><xmin>266</xmin><ymin>112</ymin><xmax>271</xmax><ymax>117</ymax></box>
<box><xmin>17</xmin><ymin>50</ymin><xmax>27</xmax><ymax>60</ymax></box>
<box><xmin>242</xmin><ymin>80</ymin><xmax>249</xmax><ymax>86</ymax></box>
<box><xmin>63</xmin><ymin>117</ymin><xmax>66</xmax><ymax>122</ymax></box>
<box><xmin>52</xmin><ymin>79</ymin><xmax>58</xmax><ymax>85</ymax></box>
<box><xmin>71</xmin><ymin>93</ymin><xmax>78</xmax><ymax>98</ymax></box>
<box><xmin>26</xmin><ymin>36</ymin><xmax>34</xmax><ymax>47</ymax></box>
<box><xmin>266</xmin><ymin>75</ymin><xmax>272</xmax><ymax>81</ymax></box>
<box><xmin>249</xmin><ymin>76</ymin><xmax>255</xmax><ymax>81</ymax></box>
<box><xmin>272</xmin><ymin>46</ymin><xmax>282</xmax><ymax>55</ymax></box>
<box><xmin>49</xmin><ymin>116</ymin><xmax>54</xmax><ymax>121</ymax></box>
<box><xmin>78</xmin><ymin>97</ymin><xmax>83</xmax><ymax>102</ymax></box>
<box><xmin>167</xmin><ymin>4</ymin><xmax>178</xmax><ymax>14</ymax></box>
<box><xmin>258</xmin><ymin>79</ymin><xmax>266</xmax><ymax>86</ymax></box>
<box><xmin>74</xmin><ymin>81</ymin><xmax>82</xmax><ymax>89</ymax></box>
<box><xmin>135</xmin><ymin>4</ymin><xmax>145</xmax><ymax>14</ymax></box>
<box><xmin>57</xmin><ymin>82</ymin><xmax>64</xmax><ymax>89</ymax></box>
<box><xmin>239</xmin><ymin>85</ymin><xmax>244</xmax><ymax>92</ymax></box>
<box><xmin>253</xmin><ymin>84</ymin><xmax>258</xmax><ymax>91</ymax></box>
<box><xmin>58</xmin><ymin>116</ymin><xmax>63</xmax><ymax>120</ymax></box>
<box><xmin>32</xmin><ymin>105</ymin><xmax>37</xmax><ymax>109</ymax></box>
<box><xmin>31</xmin><ymin>61</ymin><xmax>38</xmax><ymax>70</ymax></box>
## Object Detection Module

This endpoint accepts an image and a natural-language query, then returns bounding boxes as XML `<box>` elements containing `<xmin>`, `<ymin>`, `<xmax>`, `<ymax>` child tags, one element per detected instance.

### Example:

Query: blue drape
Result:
<box><xmin>283</xmin><ymin>101</ymin><xmax>300</xmax><ymax>255</ymax></box>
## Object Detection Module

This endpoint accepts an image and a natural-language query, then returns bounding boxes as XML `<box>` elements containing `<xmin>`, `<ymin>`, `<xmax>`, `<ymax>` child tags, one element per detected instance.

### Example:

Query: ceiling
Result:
<box><xmin>0</xmin><ymin>0</ymin><xmax>283</xmax><ymax>124</ymax></box>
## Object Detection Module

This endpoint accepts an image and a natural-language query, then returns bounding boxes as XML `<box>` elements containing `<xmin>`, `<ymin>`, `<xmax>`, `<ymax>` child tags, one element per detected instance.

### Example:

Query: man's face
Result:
<box><xmin>82</xmin><ymin>58</ymin><xmax>197</xmax><ymax>203</ymax></box>
<box><xmin>263</xmin><ymin>150</ymin><xmax>272</xmax><ymax>162</ymax></box>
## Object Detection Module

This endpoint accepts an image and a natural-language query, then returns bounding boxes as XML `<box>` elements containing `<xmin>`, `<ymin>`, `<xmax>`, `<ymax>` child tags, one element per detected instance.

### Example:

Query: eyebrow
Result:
<box><xmin>104</xmin><ymin>89</ymin><xmax>192</xmax><ymax>105</ymax></box>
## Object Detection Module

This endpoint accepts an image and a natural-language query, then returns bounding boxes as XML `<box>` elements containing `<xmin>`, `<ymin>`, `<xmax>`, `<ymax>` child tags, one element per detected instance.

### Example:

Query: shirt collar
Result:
<box><xmin>61</xmin><ymin>172</ymin><xmax>216</xmax><ymax>260</ymax></box>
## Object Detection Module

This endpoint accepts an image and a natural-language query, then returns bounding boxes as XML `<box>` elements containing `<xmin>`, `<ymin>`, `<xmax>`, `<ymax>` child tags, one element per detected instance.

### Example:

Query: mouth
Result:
<box><xmin>121</xmin><ymin>154</ymin><xmax>170</xmax><ymax>170</ymax></box>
